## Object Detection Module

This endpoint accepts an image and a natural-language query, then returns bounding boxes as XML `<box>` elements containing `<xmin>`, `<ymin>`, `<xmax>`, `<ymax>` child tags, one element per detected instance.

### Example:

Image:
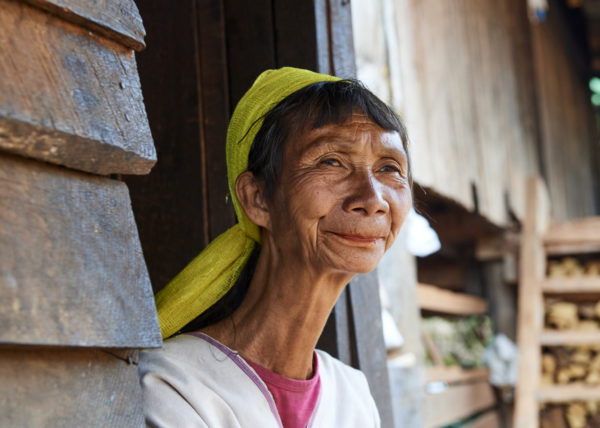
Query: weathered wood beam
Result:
<box><xmin>0</xmin><ymin>153</ymin><xmax>161</xmax><ymax>348</ymax></box>
<box><xmin>0</xmin><ymin>347</ymin><xmax>144</xmax><ymax>427</ymax></box>
<box><xmin>0</xmin><ymin>0</ymin><xmax>155</xmax><ymax>175</ymax></box>
<box><xmin>20</xmin><ymin>0</ymin><xmax>146</xmax><ymax>50</ymax></box>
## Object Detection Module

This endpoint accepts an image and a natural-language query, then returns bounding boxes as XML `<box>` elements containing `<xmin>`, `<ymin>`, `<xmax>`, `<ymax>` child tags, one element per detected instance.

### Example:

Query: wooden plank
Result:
<box><xmin>531</xmin><ymin>2</ymin><xmax>599</xmax><ymax>221</ymax></box>
<box><xmin>0</xmin><ymin>154</ymin><xmax>161</xmax><ymax>347</ymax></box>
<box><xmin>223</xmin><ymin>0</ymin><xmax>276</xmax><ymax>107</ymax></box>
<box><xmin>125</xmin><ymin>0</ymin><xmax>208</xmax><ymax>291</ymax></box>
<box><xmin>465</xmin><ymin>410</ymin><xmax>501</xmax><ymax>428</ymax></box>
<box><xmin>426</xmin><ymin>367</ymin><xmax>489</xmax><ymax>385</ymax></box>
<box><xmin>196</xmin><ymin>0</ymin><xmax>237</xmax><ymax>242</ymax></box>
<box><xmin>21</xmin><ymin>0</ymin><xmax>146</xmax><ymax>50</ymax></box>
<box><xmin>546</xmin><ymin>242</ymin><xmax>600</xmax><ymax>256</ymax></box>
<box><xmin>545</xmin><ymin>217</ymin><xmax>600</xmax><ymax>246</ymax></box>
<box><xmin>514</xmin><ymin>177</ymin><xmax>550</xmax><ymax>428</ymax></box>
<box><xmin>0</xmin><ymin>347</ymin><xmax>144</xmax><ymax>427</ymax></box>
<box><xmin>424</xmin><ymin>380</ymin><xmax>496</xmax><ymax>428</ymax></box>
<box><xmin>318</xmin><ymin>288</ymin><xmax>354</xmax><ymax>366</ymax></box>
<box><xmin>314</xmin><ymin>0</ymin><xmax>332</xmax><ymax>75</ymax></box>
<box><xmin>348</xmin><ymin>273</ymin><xmax>394</xmax><ymax>428</ymax></box>
<box><xmin>417</xmin><ymin>283</ymin><xmax>487</xmax><ymax>315</ymax></box>
<box><xmin>540</xmin><ymin>329</ymin><xmax>600</xmax><ymax>346</ymax></box>
<box><xmin>327</xmin><ymin>0</ymin><xmax>356</xmax><ymax>78</ymax></box>
<box><xmin>538</xmin><ymin>384</ymin><xmax>600</xmax><ymax>403</ymax></box>
<box><xmin>542</xmin><ymin>277</ymin><xmax>600</xmax><ymax>293</ymax></box>
<box><xmin>273</xmin><ymin>1</ymin><xmax>320</xmax><ymax>70</ymax></box>
<box><xmin>0</xmin><ymin>0</ymin><xmax>155</xmax><ymax>176</ymax></box>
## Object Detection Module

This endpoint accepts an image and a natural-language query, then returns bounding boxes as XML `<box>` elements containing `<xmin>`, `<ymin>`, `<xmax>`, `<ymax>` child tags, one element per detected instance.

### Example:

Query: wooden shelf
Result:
<box><xmin>417</xmin><ymin>283</ymin><xmax>487</xmax><ymax>315</ymax></box>
<box><xmin>426</xmin><ymin>366</ymin><xmax>489</xmax><ymax>384</ymax></box>
<box><xmin>544</xmin><ymin>216</ymin><xmax>600</xmax><ymax>255</ymax></box>
<box><xmin>538</xmin><ymin>384</ymin><xmax>600</xmax><ymax>403</ymax></box>
<box><xmin>540</xmin><ymin>329</ymin><xmax>600</xmax><ymax>346</ymax></box>
<box><xmin>425</xmin><ymin>380</ymin><xmax>495</xmax><ymax>428</ymax></box>
<box><xmin>542</xmin><ymin>277</ymin><xmax>600</xmax><ymax>293</ymax></box>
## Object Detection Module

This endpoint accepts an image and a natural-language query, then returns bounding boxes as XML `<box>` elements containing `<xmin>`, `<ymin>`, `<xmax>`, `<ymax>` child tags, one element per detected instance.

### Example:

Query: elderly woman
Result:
<box><xmin>139</xmin><ymin>67</ymin><xmax>412</xmax><ymax>428</ymax></box>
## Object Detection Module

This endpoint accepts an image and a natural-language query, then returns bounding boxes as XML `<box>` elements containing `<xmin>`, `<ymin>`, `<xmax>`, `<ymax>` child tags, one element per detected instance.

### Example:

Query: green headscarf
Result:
<box><xmin>156</xmin><ymin>67</ymin><xmax>341</xmax><ymax>338</ymax></box>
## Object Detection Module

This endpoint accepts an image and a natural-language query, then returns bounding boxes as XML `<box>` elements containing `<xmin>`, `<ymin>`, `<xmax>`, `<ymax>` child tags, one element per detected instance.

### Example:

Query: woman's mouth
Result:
<box><xmin>328</xmin><ymin>232</ymin><xmax>385</xmax><ymax>246</ymax></box>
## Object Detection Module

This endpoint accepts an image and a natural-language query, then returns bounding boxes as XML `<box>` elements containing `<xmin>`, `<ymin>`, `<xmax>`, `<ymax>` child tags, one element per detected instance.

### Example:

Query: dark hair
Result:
<box><xmin>179</xmin><ymin>79</ymin><xmax>410</xmax><ymax>334</ymax></box>
<box><xmin>248</xmin><ymin>79</ymin><xmax>411</xmax><ymax>198</ymax></box>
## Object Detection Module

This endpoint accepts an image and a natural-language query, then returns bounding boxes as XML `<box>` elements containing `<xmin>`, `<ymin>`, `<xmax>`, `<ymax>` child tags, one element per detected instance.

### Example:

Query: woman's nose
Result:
<box><xmin>342</xmin><ymin>171</ymin><xmax>389</xmax><ymax>216</ymax></box>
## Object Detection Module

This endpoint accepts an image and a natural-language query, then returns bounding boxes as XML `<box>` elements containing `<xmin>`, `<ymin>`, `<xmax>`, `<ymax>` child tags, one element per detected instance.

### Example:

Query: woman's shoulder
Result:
<box><xmin>139</xmin><ymin>333</ymin><xmax>282</xmax><ymax>428</ymax></box>
<box><xmin>314</xmin><ymin>348</ymin><xmax>367</xmax><ymax>384</ymax></box>
<box><xmin>314</xmin><ymin>349</ymin><xmax>380</xmax><ymax>426</ymax></box>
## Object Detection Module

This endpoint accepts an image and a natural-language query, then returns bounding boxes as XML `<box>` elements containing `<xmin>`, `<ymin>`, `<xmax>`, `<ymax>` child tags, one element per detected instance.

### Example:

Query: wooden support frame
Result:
<box><xmin>514</xmin><ymin>177</ymin><xmax>550</xmax><ymax>428</ymax></box>
<box><xmin>424</xmin><ymin>380</ymin><xmax>496</xmax><ymax>428</ymax></box>
<box><xmin>417</xmin><ymin>283</ymin><xmax>487</xmax><ymax>315</ymax></box>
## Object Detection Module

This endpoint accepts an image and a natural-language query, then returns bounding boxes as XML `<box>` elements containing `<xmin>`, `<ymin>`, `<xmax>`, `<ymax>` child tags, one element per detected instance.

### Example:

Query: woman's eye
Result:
<box><xmin>379</xmin><ymin>165</ymin><xmax>401</xmax><ymax>174</ymax></box>
<box><xmin>320</xmin><ymin>158</ymin><xmax>341</xmax><ymax>167</ymax></box>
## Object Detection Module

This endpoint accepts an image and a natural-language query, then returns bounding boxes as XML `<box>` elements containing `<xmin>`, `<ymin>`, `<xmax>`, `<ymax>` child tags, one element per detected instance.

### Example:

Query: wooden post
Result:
<box><xmin>514</xmin><ymin>176</ymin><xmax>550</xmax><ymax>428</ymax></box>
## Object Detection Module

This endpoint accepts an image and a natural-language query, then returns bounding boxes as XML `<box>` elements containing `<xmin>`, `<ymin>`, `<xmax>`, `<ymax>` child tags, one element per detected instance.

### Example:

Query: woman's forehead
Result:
<box><xmin>288</xmin><ymin>115</ymin><xmax>405</xmax><ymax>156</ymax></box>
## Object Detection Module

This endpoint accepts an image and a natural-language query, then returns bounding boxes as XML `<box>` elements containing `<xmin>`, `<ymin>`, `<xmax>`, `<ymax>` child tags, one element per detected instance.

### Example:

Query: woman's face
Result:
<box><xmin>263</xmin><ymin>113</ymin><xmax>412</xmax><ymax>275</ymax></box>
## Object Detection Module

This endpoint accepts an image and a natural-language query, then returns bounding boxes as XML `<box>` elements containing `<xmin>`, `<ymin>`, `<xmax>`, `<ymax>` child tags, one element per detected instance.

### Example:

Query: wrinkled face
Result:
<box><xmin>264</xmin><ymin>113</ymin><xmax>412</xmax><ymax>275</ymax></box>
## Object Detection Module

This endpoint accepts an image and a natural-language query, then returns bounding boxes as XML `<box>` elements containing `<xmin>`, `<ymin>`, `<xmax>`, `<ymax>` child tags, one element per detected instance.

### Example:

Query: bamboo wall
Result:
<box><xmin>353</xmin><ymin>0</ymin><xmax>599</xmax><ymax>225</ymax></box>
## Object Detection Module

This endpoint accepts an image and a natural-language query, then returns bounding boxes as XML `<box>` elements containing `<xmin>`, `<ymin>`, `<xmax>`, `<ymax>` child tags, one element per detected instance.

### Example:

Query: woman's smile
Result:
<box><xmin>325</xmin><ymin>231</ymin><xmax>386</xmax><ymax>246</ymax></box>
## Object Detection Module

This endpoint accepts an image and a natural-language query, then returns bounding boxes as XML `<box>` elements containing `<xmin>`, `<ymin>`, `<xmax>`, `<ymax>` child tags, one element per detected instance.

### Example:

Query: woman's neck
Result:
<box><xmin>200</xmin><ymin>240</ymin><xmax>354</xmax><ymax>380</ymax></box>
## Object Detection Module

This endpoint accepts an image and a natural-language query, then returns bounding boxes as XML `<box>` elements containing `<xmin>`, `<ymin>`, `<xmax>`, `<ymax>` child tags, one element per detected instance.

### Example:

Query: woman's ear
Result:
<box><xmin>235</xmin><ymin>171</ymin><xmax>271</xmax><ymax>229</ymax></box>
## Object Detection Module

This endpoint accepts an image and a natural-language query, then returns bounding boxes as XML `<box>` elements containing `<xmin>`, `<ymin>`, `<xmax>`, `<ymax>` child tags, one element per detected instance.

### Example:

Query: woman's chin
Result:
<box><xmin>325</xmin><ymin>250</ymin><xmax>384</xmax><ymax>276</ymax></box>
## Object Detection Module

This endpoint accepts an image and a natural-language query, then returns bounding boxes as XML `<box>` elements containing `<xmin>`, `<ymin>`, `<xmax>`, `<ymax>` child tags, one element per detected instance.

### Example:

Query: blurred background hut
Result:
<box><xmin>352</xmin><ymin>0</ymin><xmax>600</xmax><ymax>427</ymax></box>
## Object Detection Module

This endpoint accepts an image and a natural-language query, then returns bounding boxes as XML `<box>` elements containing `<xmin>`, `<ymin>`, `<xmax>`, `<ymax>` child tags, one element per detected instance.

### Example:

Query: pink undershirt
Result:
<box><xmin>245</xmin><ymin>352</ymin><xmax>321</xmax><ymax>428</ymax></box>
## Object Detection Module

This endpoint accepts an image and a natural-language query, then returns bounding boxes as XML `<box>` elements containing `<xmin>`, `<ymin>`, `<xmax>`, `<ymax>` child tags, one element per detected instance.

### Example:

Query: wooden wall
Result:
<box><xmin>531</xmin><ymin>0</ymin><xmax>600</xmax><ymax>221</ymax></box>
<box><xmin>354</xmin><ymin>0</ymin><xmax>599</xmax><ymax>225</ymax></box>
<box><xmin>0</xmin><ymin>0</ymin><xmax>161</xmax><ymax>425</ymax></box>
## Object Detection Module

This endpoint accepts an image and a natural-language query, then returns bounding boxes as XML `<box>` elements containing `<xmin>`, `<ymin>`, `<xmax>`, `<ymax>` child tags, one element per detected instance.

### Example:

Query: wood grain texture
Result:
<box><xmin>125</xmin><ymin>0</ymin><xmax>209</xmax><ymax>291</ymax></box>
<box><xmin>0</xmin><ymin>154</ymin><xmax>161</xmax><ymax>347</ymax></box>
<box><xmin>530</xmin><ymin>0</ymin><xmax>600</xmax><ymax>221</ymax></box>
<box><xmin>424</xmin><ymin>380</ymin><xmax>496</xmax><ymax>428</ymax></box>
<box><xmin>426</xmin><ymin>367</ymin><xmax>489</xmax><ymax>385</ymax></box>
<box><xmin>328</xmin><ymin>0</ymin><xmax>356</xmax><ymax>78</ymax></box>
<box><xmin>513</xmin><ymin>177</ymin><xmax>549</xmax><ymax>428</ymax></box>
<box><xmin>0</xmin><ymin>347</ymin><xmax>144</xmax><ymax>428</ymax></box>
<box><xmin>465</xmin><ymin>410</ymin><xmax>501</xmax><ymax>428</ymax></box>
<box><xmin>380</xmin><ymin>0</ymin><xmax>544</xmax><ymax>225</ymax></box>
<box><xmin>540</xmin><ymin>329</ymin><xmax>600</xmax><ymax>346</ymax></box>
<box><xmin>273</xmin><ymin>1</ymin><xmax>321</xmax><ymax>71</ymax></box>
<box><xmin>0</xmin><ymin>0</ymin><xmax>155</xmax><ymax>175</ymax></box>
<box><xmin>542</xmin><ymin>277</ymin><xmax>600</xmax><ymax>293</ymax></box>
<box><xmin>538</xmin><ymin>384</ymin><xmax>600</xmax><ymax>402</ymax></box>
<box><xmin>348</xmin><ymin>272</ymin><xmax>394</xmax><ymax>428</ymax></box>
<box><xmin>21</xmin><ymin>0</ymin><xmax>146</xmax><ymax>50</ymax></box>
<box><xmin>545</xmin><ymin>217</ymin><xmax>600</xmax><ymax>245</ymax></box>
<box><xmin>223</xmin><ymin>0</ymin><xmax>276</xmax><ymax>107</ymax></box>
<box><xmin>417</xmin><ymin>283</ymin><xmax>487</xmax><ymax>315</ymax></box>
<box><xmin>196</xmin><ymin>0</ymin><xmax>237</xmax><ymax>241</ymax></box>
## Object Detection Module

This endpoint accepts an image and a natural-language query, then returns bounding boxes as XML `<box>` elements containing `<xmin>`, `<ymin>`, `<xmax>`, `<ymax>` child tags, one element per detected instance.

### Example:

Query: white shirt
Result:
<box><xmin>139</xmin><ymin>333</ymin><xmax>381</xmax><ymax>428</ymax></box>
